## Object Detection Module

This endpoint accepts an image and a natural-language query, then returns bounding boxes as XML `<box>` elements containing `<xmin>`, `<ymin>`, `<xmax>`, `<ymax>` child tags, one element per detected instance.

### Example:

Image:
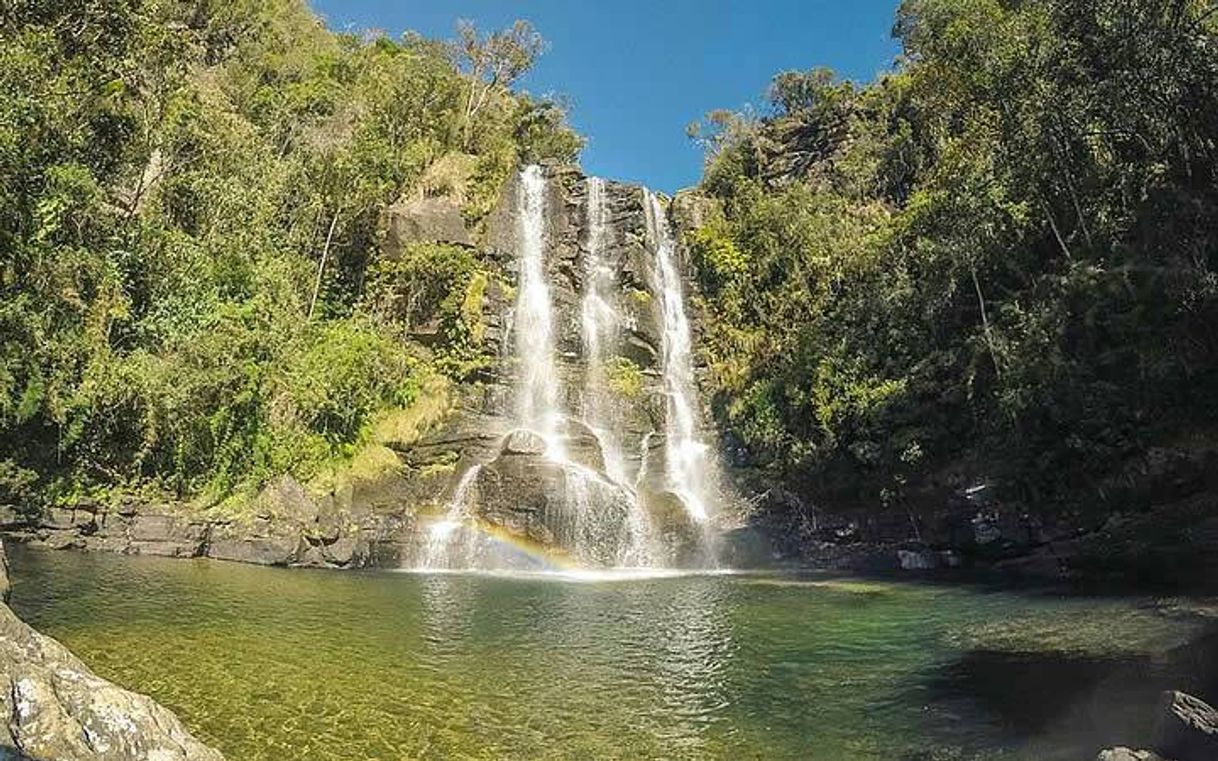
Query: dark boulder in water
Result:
<box><xmin>1152</xmin><ymin>690</ymin><xmax>1218</xmax><ymax>761</ymax></box>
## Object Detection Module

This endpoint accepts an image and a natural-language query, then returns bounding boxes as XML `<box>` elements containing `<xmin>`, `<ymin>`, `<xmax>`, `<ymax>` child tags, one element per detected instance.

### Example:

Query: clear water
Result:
<box><xmin>8</xmin><ymin>544</ymin><xmax>1216</xmax><ymax>761</ymax></box>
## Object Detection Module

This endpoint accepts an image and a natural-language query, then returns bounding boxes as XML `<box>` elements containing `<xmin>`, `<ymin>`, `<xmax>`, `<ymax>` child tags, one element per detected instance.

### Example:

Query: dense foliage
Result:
<box><xmin>688</xmin><ymin>0</ymin><xmax>1218</xmax><ymax>510</ymax></box>
<box><xmin>0</xmin><ymin>0</ymin><xmax>580</xmax><ymax>506</ymax></box>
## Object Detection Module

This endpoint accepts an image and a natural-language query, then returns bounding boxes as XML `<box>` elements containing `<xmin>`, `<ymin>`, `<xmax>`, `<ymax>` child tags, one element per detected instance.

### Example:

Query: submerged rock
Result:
<box><xmin>1152</xmin><ymin>690</ymin><xmax>1218</xmax><ymax>761</ymax></box>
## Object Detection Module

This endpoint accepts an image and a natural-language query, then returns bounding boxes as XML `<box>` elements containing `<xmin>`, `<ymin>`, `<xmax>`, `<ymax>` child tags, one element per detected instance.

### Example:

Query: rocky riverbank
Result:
<box><xmin>725</xmin><ymin>435</ymin><xmax>1218</xmax><ymax>589</ymax></box>
<box><xmin>0</xmin><ymin>541</ymin><xmax>224</xmax><ymax>761</ymax></box>
<box><xmin>0</xmin><ymin>478</ymin><xmax>416</xmax><ymax>571</ymax></box>
<box><xmin>4</xmin><ymin>477</ymin><xmax>1216</xmax><ymax>586</ymax></box>
<box><xmin>1097</xmin><ymin>690</ymin><xmax>1218</xmax><ymax>761</ymax></box>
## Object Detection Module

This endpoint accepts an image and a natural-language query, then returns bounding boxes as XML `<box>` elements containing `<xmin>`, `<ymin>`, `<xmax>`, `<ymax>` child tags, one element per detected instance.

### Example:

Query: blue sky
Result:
<box><xmin>309</xmin><ymin>1</ymin><xmax>903</xmax><ymax>192</ymax></box>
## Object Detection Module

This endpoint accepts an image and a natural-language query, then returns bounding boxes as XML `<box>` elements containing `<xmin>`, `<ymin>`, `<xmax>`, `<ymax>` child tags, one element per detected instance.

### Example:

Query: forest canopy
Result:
<box><xmin>4</xmin><ymin>0</ymin><xmax>1217</xmax><ymax>523</ymax></box>
<box><xmin>0</xmin><ymin>0</ymin><xmax>580</xmax><ymax>507</ymax></box>
<box><xmin>687</xmin><ymin>0</ymin><xmax>1218</xmax><ymax>511</ymax></box>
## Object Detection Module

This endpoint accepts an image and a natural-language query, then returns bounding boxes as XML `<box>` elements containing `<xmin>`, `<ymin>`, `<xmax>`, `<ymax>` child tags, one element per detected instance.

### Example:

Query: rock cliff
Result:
<box><xmin>0</xmin><ymin>163</ymin><xmax>731</xmax><ymax>571</ymax></box>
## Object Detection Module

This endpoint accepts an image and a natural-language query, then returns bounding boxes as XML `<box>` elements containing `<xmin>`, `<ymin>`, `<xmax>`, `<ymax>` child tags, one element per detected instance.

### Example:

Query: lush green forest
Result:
<box><xmin>4</xmin><ymin>0</ymin><xmax>1218</xmax><ymax>525</ymax></box>
<box><xmin>0</xmin><ymin>0</ymin><xmax>579</xmax><ymax>508</ymax></box>
<box><xmin>687</xmin><ymin>0</ymin><xmax>1218</xmax><ymax>513</ymax></box>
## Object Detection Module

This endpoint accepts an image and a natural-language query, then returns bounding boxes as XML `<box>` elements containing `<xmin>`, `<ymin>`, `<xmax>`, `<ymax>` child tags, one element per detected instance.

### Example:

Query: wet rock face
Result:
<box><xmin>468</xmin><ymin>432</ymin><xmax>640</xmax><ymax>567</ymax></box>
<box><xmin>0</xmin><ymin>542</ymin><xmax>224</xmax><ymax>761</ymax></box>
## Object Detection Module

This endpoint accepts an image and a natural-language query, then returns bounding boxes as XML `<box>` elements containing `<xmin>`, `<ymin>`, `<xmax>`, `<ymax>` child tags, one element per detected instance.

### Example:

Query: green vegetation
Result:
<box><xmin>604</xmin><ymin>356</ymin><xmax>644</xmax><ymax>399</ymax></box>
<box><xmin>688</xmin><ymin>0</ymin><xmax>1218</xmax><ymax>510</ymax></box>
<box><xmin>0</xmin><ymin>0</ymin><xmax>580</xmax><ymax>507</ymax></box>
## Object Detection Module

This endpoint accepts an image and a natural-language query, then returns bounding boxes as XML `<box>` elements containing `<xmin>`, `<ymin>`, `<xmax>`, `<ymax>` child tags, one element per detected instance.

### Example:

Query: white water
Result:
<box><xmin>645</xmin><ymin>191</ymin><xmax>714</xmax><ymax>523</ymax></box>
<box><xmin>514</xmin><ymin>165</ymin><xmax>565</xmax><ymax>458</ymax></box>
<box><xmin>580</xmin><ymin>178</ymin><xmax>659</xmax><ymax>565</ymax></box>
<box><xmin>421</xmin><ymin>170</ymin><xmax>715</xmax><ymax>571</ymax></box>
<box><xmin>423</xmin><ymin>464</ymin><xmax>483</xmax><ymax>569</ymax></box>
<box><xmin>579</xmin><ymin>178</ymin><xmax>628</xmax><ymax>485</ymax></box>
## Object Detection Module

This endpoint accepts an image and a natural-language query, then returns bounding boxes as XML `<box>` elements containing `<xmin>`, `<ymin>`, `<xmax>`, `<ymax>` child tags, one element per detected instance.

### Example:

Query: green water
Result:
<box><xmin>7</xmin><ymin>545</ymin><xmax>1215</xmax><ymax>761</ymax></box>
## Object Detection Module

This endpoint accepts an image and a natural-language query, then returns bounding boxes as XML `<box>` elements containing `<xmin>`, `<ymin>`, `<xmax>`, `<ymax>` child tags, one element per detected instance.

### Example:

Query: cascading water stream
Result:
<box><xmin>514</xmin><ymin>164</ymin><xmax>565</xmax><ymax>458</ymax></box>
<box><xmin>423</xmin><ymin>464</ymin><xmax>483</xmax><ymax>569</ymax></box>
<box><xmin>644</xmin><ymin>191</ymin><xmax>714</xmax><ymax>524</ymax></box>
<box><xmin>580</xmin><ymin>177</ymin><xmax>658</xmax><ymax>566</ymax></box>
<box><xmin>579</xmin><ymin>177</ymin><xmax>628</xmax><ymax>485</ymax></box>
<box><xmin>419</xmin><ymin>168</ymin><xmax>717</xmax><ymax>571</ymax></box>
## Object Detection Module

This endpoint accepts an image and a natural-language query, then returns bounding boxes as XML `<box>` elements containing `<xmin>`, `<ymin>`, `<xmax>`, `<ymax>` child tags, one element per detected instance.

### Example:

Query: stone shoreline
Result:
<box><xmin>0</xmin><ymin>497</ymin><xmax>417</xmax><ymax>571</ymax></box>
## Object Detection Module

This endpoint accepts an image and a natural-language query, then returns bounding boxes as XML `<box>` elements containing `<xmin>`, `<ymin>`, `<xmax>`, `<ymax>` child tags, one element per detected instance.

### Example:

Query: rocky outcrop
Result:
<box><xmin>670</xmin><ymin>188</ymin><xmax>722</xmax><ymax>232</ymax></box>
<box><xmin>1096</xmin><ymin>749</ymin><xmax>1165</xmax><ymax>761</ymax></box>
<box><xmin>384</xmin><ymin>195</ymin><xmax>472</xmax><ymax>252</ymax></box>
<box><xmin>1095</xmin><ymin>690</ymin><xmax>1218</xmax><ymax>761</ymax></box>
<box><xmin>0</xmin><ymin>474</ymin><xmax>430</xmax><ymax>571</ymax></box>
<box><xmin>1152</xmin><ymin>690</ymin><xmax>1218</xmax><ymax>761</ymax></box>
<box><xmin>0</xmin><ymin>542</ymin><xmax>224</xmax><ymax>760</ymax></box>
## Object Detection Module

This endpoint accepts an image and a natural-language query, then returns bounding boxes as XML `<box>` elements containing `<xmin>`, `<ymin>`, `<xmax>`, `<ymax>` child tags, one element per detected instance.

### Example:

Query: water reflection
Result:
<box><xmin>9</xmin><ymin>546</ymin><xmax>1215</xmax><ymax>761</ymax></box>
<box><xmin>650</xmin><ymin>581</ymin><xmax>735</xmax><ymax>754</ymax></box>
<box><xmin>413</xmin><ymin>569</ymin><xmax>738</xmax><ymax>754</ymax></box>
<box><xmin>417</xmin><ymin>573</ymin><xmax>477</xmax><ymax>660</ymax></box>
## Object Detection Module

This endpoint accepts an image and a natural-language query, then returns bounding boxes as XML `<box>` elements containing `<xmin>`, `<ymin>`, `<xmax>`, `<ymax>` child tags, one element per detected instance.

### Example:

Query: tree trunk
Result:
<box><xmin>971</xmin><ymin>263</ymin><xmax>1003</xmax><ymax>380</ymax></box>
<box><xmin>308</xmin><ymin>210</ymin><xmax>340</xmax><ymax>320</ymax></box>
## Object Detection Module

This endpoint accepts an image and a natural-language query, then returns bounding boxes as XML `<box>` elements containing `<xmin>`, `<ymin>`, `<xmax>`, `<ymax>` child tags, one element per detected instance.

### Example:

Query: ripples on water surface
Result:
<box><xmin>8</xmin><ymin>544</ymin><xmax>1217</xmax><ymax>760</ymax></box>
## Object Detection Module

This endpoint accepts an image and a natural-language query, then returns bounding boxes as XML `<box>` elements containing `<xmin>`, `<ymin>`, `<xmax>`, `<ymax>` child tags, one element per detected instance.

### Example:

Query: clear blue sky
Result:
<box><xmin>308</xmin><ymin>1</ymin><xmax>903</xmax><ymax>192</ymax></box>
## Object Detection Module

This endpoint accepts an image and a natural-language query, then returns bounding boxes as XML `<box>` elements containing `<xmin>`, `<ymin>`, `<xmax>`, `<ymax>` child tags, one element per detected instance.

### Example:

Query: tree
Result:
<box><xmin>449</xmin><ymin>19</ymin><xmax>545</xmax><ymax>150</ymax></box>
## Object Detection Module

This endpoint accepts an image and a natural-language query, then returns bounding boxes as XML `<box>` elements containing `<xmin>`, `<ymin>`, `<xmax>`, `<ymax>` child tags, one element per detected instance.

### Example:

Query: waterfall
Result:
<box><xmin>579</xmin><ymin>177</ymin><xmax>628</xmax><ymax>485</ymax></box>
<box><xmin>423</xmin><ymin>464</ymin><xmax>483</xmax><ymax>569</ymax></box>
<box><xmin>514</xmin><ymin>165</ymin><xmax>564</xmax><ymax>457</ymax></box>
<box><xmin>581</xmin><ymin>178</ymin><xmax>662</xmax><ymax>566</ymax></box>
<box><xmin>644</xmin><ymin>191</ymin><xmax>714</xmax><ymax>523</ymax></box>
<box><xmin>416</xmin><ymin>168</ymin><xmax>718</xmax><ymax>572</ymax></box>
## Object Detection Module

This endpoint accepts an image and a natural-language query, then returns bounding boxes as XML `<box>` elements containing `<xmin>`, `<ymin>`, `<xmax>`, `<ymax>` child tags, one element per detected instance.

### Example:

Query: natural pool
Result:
<box><xmin>7</xmin><ymin>544</ymin><xmax>1216</xmax><ymax>761</ymax></box>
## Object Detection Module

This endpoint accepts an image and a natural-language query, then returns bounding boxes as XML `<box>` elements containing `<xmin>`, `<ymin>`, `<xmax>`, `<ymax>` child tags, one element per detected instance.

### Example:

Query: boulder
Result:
<box><xmin>45</xmin><ymin>531</ymin><xmax>86</xmax><ymax>551</ymax></box>
<box><xmin>0</xmin><ymin>604</ymin><xmax>224</xmax><ymax>761</ymax></box>
<box><xmin>499</xmin><ymin>429</ymin><xmax>548</xmax><ymax>457</ymax></box>
<box><xmin>0</xmin><ymin>539</ymin><xmax>222</xmax><ymax>760</ymax></box>
<box><xmin>207</xmin><ymin>535</ymin><xmax>300</xmax><ymax>566</ymax></box>
<box><xmin>1096</xmin><ymin>749</ymin><xmax>1165</xmax><ymax>761</ymax></box>
<box><xmin>322</xmin><ymin>535</ymin><xmax>362</xmax><ymax>567</ymax></box>
<box><xmin>39</xmin><ymin>507</ymin><xmax>80</xmax><ymax>531</ymax></box>
<box><xmin>384</xmin><ymin>195</ymin><xmax>472</xmax><ymax>253</ymax></box>
<box><xmin>472</xmin><ymin>446</ymin><xmax>642</xmax><ymax>567</ymax></box>
<box><xmin>1152</xmin><ymin>690</ymin><xmax>1218</xmax><ymax>761</ymax></box>
<box><xmin>897</xmin><ymin>548</ymin><xmax>938</xmax><ymax>570</ymax></box>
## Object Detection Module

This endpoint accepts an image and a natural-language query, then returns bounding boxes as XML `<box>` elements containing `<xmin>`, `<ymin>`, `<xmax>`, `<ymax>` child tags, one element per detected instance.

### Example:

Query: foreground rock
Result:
<box><xmin>1152</xmin><ymin>690</ymin><xmax>1218</xmax><ymax>761</ymax></box>
<box><xmin>0</xmin><ymin>542</ymin><xmax>224</xmax><ymax>760</ymax></box>
<box><xmin>1096</xmin><ymin>749</ymin><xmax>1164</xmax><ymax>761</ymax></box>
